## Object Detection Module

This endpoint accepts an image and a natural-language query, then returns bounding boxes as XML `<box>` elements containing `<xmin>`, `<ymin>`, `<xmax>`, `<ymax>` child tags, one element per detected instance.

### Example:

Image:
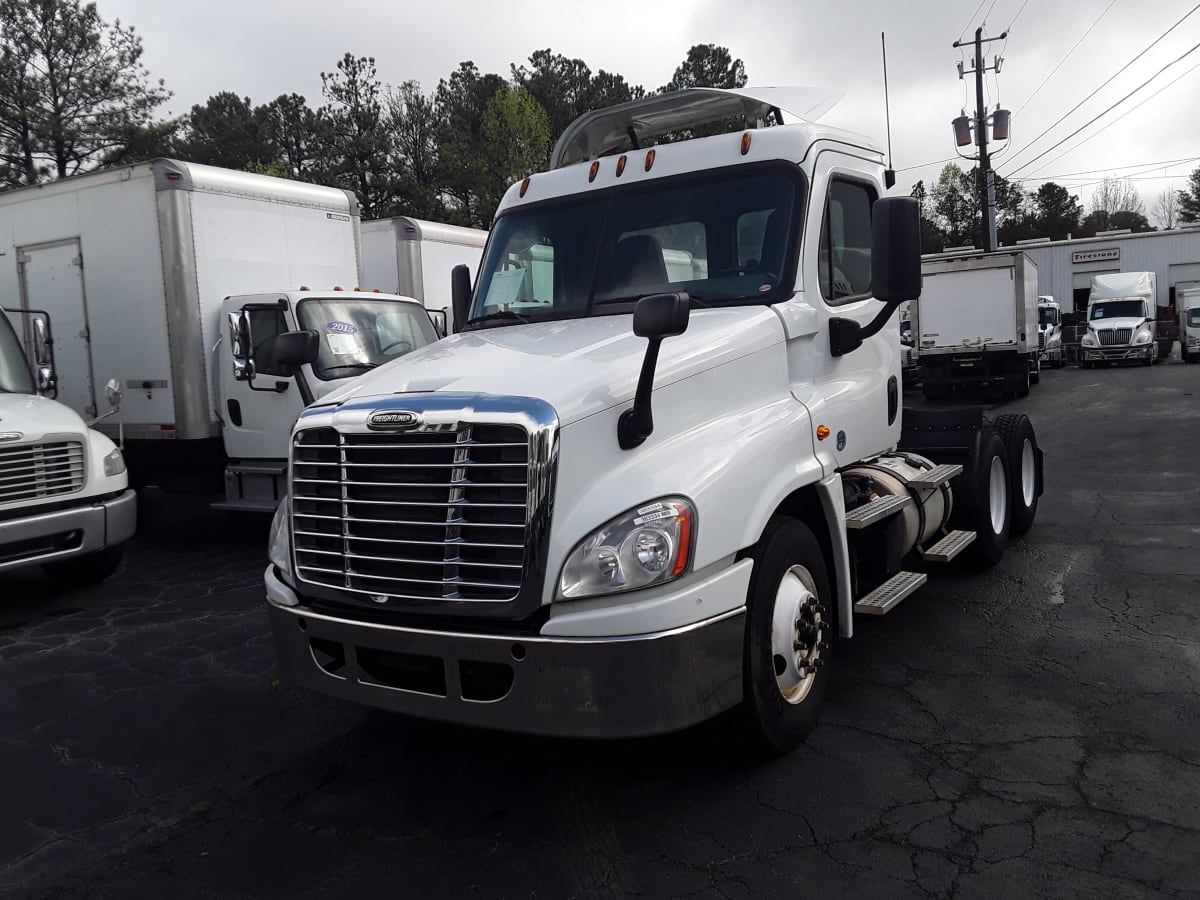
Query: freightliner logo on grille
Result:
<box><xmin>367</xmin><ymin>410</ymin><xmax>421</xmax><ymax>429</ymax></box>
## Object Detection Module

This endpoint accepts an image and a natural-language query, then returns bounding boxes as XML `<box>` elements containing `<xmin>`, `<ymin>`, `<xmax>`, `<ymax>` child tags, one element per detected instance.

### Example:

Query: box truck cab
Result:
<box><xmin>1037</xmin><ymin>296</ymin><xmax>1065</xmax><ymax>369</ymax></box>
<box><xmin>217</xmin><ymin>289</ymin><xmax>439</xmax><ymax>510</ymax></box>
<box><xmin>0</xmin><ymin>308</ymin><xmax>135</xmax><ymax>584</ymax></box>
<box><xmin>1180</xmin><ymin>285</ymin><xmax>1200</xmax><ymax>363</ymax></box>
<box><xmin>1081</xmin><ymin>272</ymin><xmax>1157</xmax><ymax>367</ymax></box>
<box><xmin>266</xmin><ymin>87</ymin><xmax>1044</xmax><ymax>754</ymax></box>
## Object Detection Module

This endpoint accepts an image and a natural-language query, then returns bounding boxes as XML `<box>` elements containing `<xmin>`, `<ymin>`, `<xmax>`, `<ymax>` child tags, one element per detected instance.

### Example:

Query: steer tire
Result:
<box><xmin>992</xmin><ymin>414</ymin><xmax>1040</xmax><ymax>537</ymax></box>
<box><xmin>740</xmin><ymin>518</ymin><xmax>834</xmax><ymax>757</ymax></box>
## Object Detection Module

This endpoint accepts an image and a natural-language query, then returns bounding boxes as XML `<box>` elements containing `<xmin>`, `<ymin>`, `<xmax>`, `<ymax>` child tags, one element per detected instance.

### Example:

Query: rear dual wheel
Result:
<box><xmin>992</xmin><ymin>414</ymin><xmax>1040</xmax><ymax>536</ymax></box>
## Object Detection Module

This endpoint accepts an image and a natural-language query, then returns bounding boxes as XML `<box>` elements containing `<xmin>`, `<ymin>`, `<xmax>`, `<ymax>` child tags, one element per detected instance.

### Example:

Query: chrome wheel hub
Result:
<box><xmin>770</xmin><ymin>564</ymin><xmax>827</xmax><ymax>704</ymax></box>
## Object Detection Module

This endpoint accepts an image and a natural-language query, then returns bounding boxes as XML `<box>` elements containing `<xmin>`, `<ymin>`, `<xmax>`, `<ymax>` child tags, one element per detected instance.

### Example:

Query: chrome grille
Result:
<box><xmin>291</xmin><ymin>424</ymin><xmax>530</xmax><ymax>602</ymax></box>
<box><xmin>1098</xmin><ymin>328</ymin><xmax>1132</xmax><ymax>346</ymax></box>
<box><xmin>0</xmin><ymin>440</ymin><xmax>85</xmax><ymax>504</ymax></box>
<box><xmin>1038</xmin><ymin>332</ymin><xmax>1045</xmax><ymax>351</ymax></box>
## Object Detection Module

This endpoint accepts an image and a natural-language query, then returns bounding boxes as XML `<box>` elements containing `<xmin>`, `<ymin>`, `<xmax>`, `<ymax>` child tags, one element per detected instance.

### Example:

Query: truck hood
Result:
<box><xmin>315</xmin><ymin>307</ymin><xmax>784</xmax><ymax>426</ymax></box>
<box><xmin>0</xmin><ymin>392</ymin><xmax>87</xmax><ymax>441</ymax></box>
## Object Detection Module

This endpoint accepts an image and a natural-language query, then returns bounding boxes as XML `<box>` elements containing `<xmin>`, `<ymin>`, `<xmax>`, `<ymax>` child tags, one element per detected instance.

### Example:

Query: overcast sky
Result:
<box><xmin>102</xmin><ymin>0</ymin><xmax>1200</xmax><ymax>220</ymax></box>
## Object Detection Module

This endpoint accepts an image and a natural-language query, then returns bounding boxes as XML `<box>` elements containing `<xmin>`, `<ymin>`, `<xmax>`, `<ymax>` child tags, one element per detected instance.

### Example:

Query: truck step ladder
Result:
<box><xmin>844</xmin><ymin>494</ymin><xmax>912</xmax><ymax>529</ymax></box>
<box><xmin>854</xmin><ymin>571</ymin><xmax>928</xmax><ymax>616</ymax></box>
<box><xmin>906</xmin><ymin>463</ymin><xmax>963</xmax><ymax>490</ymax></box>
<box><xmin>921</xmin><ymin>530</ymin><xmax>976</xmax><ymax>563</ymax></box>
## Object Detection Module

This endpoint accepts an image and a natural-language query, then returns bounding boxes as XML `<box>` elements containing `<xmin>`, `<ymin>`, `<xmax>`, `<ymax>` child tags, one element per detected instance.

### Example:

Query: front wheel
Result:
<box><xmin>741</xmin><ymin>518</ymin><xmax>834</xmax><ymax>756</ymax></box>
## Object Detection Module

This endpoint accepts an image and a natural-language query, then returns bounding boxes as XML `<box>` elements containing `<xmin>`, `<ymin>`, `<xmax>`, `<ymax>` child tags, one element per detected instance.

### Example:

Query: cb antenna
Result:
<box><xmin>881</xmin><ymin>31</ymin><xmax>896</xmax><ymax>189</ymax></box>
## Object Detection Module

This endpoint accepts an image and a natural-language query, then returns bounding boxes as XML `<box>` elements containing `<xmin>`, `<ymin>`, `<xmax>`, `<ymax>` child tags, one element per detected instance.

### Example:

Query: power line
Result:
<box><xmin>1001</xmin><ymin>2</ymin><xmax>1200</xmax><ymax>174</ymax></box>
<box><xmin>1015</xmin><ymin>50</ymin><xmax>1200</xmax><ymax>178</ymax></box>
<box><xmin>896</xmin><ymin>157</ymin><xmax>958</xmax><ymax>173</ymax></box>
<box><xmin>1006</xmin><ymin>0</ymin><xmax>1033</xmax><ymax>31</ymax></box>
<box><xmin>1012</xmin><ymin>0</ymin><xmax>1118</xmax><ymax>118</ymax></box>
<box><xmin>1016</xmin><ymin>155</ymin><xmax>1200</xmax><ymax>181</ymax></box>
<box><xmin>957</xmin><ymin>0</ymin><xmax>991</xmax><ymax>43</ymax></box>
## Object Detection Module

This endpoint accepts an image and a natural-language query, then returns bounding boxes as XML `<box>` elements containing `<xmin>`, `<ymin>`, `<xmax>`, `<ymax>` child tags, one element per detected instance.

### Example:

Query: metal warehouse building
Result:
<box><xmin>930</xmin><ymin>226</ymin><xmax>1200</xmax><ymax>314</ymax></box>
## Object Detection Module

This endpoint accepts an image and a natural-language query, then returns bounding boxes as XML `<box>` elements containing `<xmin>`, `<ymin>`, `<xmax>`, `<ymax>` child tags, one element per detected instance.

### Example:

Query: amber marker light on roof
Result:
<box><xmin>298</xmin><ymin>285</ymin><xmax>309</xmax><ymax>291</ymax></box>
<box><xmin>332</xmin><ymin>285</ymin><xmax>343</xmax><ymax>291</ymax></box>
<box><xmin>816</xmin><ymin>425</ymin><xmax>831</xmax><ymax>441</ymax></box>
<box><xmin>645</xmin><ymin>149</ymin><xmax>656</xmax><ymax>171</ymax></box>
<box><xmin>519</xmin><ymin>177</ymin><xmax>531</xmax><ymax>197</ymax></box>
<box><xmin>741</xmin><ymin>132</ymin><xmax>752</xmax><ymax>155</ymax></box>
<box><xmin>616</xmin><ymin>155</ymin><xmax>627</xmax><ymax>177</ymax></box>
<box><xmin>588</xmin><ymin>161</ymin><xmax>600</xmax><ymax>182</ymax></box>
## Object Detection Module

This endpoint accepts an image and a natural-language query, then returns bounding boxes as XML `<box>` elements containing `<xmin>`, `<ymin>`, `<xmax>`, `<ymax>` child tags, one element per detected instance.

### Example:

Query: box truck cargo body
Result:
<box><xmin>0</xmin><ymin>159</ymin><xmax>362</xmax><ymax>490</ymax></box>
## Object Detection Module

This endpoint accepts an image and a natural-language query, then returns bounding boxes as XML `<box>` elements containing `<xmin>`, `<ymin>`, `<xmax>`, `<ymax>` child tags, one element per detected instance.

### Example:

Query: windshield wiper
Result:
<box><xmin>593</xmin><ymin>293</ymin><xmax>712</xmax><ymax>309</ymax></box>
<box><xmin>322</xmin><ymin>362</ymin><xmax>378</xmax><ymax>374</ymax></box>
<box><xmin>465</xmin><ymin>309</ymin><xmax>531</xmax><ymax>328</ymax></box>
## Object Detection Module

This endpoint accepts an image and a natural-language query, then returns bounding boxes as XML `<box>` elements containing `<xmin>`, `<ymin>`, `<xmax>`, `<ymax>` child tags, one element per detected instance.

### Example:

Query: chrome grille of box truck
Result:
<box><xmin>290</xmin><ymin>425</ymin><xmax>531</xmax><ymax>601</ymax></box>
<box><xmin>0</xmin><ymin>440</ymin><xmax>85</xmax><ymax>503</ymax></box>
<box><xmin>1098</xmin><ymin>328</ymin><xmax>1132</xmax><ymax>346</ymax></box>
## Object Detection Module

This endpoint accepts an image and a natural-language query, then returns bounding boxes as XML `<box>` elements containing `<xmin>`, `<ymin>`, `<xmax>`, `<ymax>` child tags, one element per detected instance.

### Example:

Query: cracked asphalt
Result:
<box><xmin>2</xmin><ymin>358</ymin><xmax>1198</xmax><ymax>899</ymax></box>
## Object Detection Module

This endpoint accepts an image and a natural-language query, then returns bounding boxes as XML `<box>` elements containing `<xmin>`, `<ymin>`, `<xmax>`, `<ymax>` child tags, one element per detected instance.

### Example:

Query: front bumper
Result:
<box><xmin>266</xmin><ymin>566</ymin><xmax>746</xmax><ymax>738</ymax></box>
<box><xmin>0</xmin><ymin>489</ymin><xmax>137</xmax><ymax>574</ymax></box>
<box><xmin>1082</xmin><ymin>345</ymin><xmax>1152</xmax><ymax>362</ymax></box>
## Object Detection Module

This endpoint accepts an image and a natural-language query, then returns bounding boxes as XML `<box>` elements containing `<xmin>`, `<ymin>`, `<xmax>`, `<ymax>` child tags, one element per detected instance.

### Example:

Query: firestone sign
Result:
<box><xmin>1072</xmin><ymin>247</ymin><xmax>1120</xmax><ymax>264</ymax></box>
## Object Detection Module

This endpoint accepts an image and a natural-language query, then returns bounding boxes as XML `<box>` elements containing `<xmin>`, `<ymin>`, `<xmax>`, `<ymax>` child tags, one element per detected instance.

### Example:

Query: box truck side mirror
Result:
<box><xmin>428</xmin><ymin>308</ymin><xmax>448</xmax><ymax>338</ymax></box>
<box><xmin>31</xmin><ymin>314</ymin><xmax>58</xmax><ymax>398</ymax></box>
<box><xmin>228</xmin><ymin>310</ymin><xmax>254</xmax><ymax>381</ymax></box>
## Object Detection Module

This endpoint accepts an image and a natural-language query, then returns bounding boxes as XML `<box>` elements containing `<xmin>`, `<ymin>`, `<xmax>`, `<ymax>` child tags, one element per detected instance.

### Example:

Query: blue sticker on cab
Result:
<box><xmin>326</xmin><ymin>321</ymin><xmax>358</xmax><ymax>334</ymax></box>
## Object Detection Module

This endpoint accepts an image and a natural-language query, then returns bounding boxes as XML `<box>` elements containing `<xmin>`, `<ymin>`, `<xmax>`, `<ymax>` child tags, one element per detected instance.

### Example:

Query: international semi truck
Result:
<box><xmin>1080</xmin><ymin>272</ymin><xmax>1157</xmax><ymax>368</ymax></box>
<box><xmin>265</xmin><ymin>87</ymin><xmax>1045</xmax><ymax>754</ymax></box>
<box><xmin>0</xmin><ymin>159</ymin><xmax>439</xmax><ymax>507</ymax></box>
<box><xmin>1037</xmin><ymin>296</ymin><xmax>1065</xmax><ymax>369</ymax></box>
<box><xmin>1179</xmin><ymin>284</ymin><xmax>1200</xmax><ymax>363</ymax></box>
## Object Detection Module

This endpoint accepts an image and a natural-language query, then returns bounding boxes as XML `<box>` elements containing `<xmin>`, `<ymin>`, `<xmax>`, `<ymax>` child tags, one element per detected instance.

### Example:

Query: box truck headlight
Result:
<box><xmin>102</xmin><ymin>448</ymin><xmax>126</xmax><ymax>477</ymax></box>
<box><xmin>268</xmin><ymin>498</ymin><xmax>296</xmax><ymax>591</ymax></box>
<box><xmin>1081</xmin><ymin>330</ymin><xmax>1098</xmax><ymax>347</ymax></box>
<box><xmin>1132</xmin><ymin>326</ymin><xmax>1153</xmax><ymax>345</ymax></box>
<box><xmin>558</xmin><ymin>497</ymin><xmax>694</xmax><ymax>599</ymax></box>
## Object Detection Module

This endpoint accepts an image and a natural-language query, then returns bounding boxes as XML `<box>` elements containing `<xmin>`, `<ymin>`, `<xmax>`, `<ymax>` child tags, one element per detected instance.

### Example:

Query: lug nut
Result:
<box><xmin>794</xmin><ymin>641</ymin><xmax>808</xmax><ymax>652</ymax></box>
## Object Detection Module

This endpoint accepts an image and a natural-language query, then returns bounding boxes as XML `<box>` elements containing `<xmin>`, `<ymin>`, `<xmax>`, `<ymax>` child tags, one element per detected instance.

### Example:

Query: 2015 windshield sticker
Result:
<box><xmin>326</xmin><ymin>321</ymin><xmax>358</xmax><ymax>334</ymax></box>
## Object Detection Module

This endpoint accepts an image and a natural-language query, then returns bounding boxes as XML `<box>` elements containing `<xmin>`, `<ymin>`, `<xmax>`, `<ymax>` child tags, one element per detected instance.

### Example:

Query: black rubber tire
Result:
<box><xmin>962</xmin><ymin>430</ymin><xmax>1011</xmax><ymax>566</ymax></box>
<box><xmin>43</xmin><ymin>545</ymin><xmax>124</xmax><ymax>588</ymax></box>
<box><xmin>741</xmin><ymin>518</ymin><xmax>834</xmax><ymax>756</ymax></box>
<box><xmin>1053</xmin><ymin>351</ymin><xmax>1065</xmax><ymax>369</ymax></box>
<box><xmin>1015</xmin><ymin>367</ymin><xmax>1030</xmax><ymax>398</ymax></box>
<box><xmin>1030</xmin><ymin>366</ymin><xmax>1040</xmax><ymax>386</ymax></box>
<box><xmin>992</xmin><ymin>414</ymin><xmax>1040</xmax><ymax>537</ymax></box>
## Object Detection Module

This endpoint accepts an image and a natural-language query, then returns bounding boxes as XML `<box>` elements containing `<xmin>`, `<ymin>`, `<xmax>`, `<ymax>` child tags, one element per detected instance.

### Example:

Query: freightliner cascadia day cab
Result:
<box><xmin>0</xmin><ymin>159</ymin><xmax>439</xmax><ymax>508</ymax></box>
<box><xmin>0</xmin><ymin>307</ymin><xmax>135</xmax><ymax>584</ymax></box>
<box><xmin>265</xmin><ymin>88</ymin><xmax>1046</xmax><ymax>753</ymax></box>
<box><xmin>915</xmin><ymin>251</ymin><xmax>1040</xmax><ymax>399</ymax></box>
<box><xmin>1080</xmin><ymin>272</ymin><xmax>1158</xmax><ymax>368</ymax></box>
<box><xmin>360</xmin><ymin>217</ymin><xmax>488</xmax><ymax>331</ymax></box>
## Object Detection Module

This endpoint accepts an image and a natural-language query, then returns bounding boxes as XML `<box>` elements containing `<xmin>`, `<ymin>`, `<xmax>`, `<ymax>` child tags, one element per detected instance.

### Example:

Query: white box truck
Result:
<box><xmin>0</xmin><ymin>159</ymin><xmax>439</xmax><ymax>507</ymax></box>
<box><xmin>1179</xmin><ymin>284</ymin><xmax>1200</xmax><ymax>363</ymax></box>
<box><xmin>360</xmin><ymin>216</ymin><xmax>487</xmax><ymax>329</ymax></box>
<box><xmin>0</xmin><ymin>306</ymin><xmax>135</xmax><ymax>583</ymax></box>
<box><xmin>265</xmin><ymin>87</ymin><xmax>1046</xmax><ymax>755</ymax></box>
<box><xmin>1037</xmin><ymin>296</ymin><xmax>1065</xmax><ymax>369</ymax></box>
<box><xmin>1080</xmin><ymin>271</ymin><xmax>1157</xmax><ymax>368</ymax></box>
<box><xmin>914</xmin><ymin>251</ymin><xmax>1040</xmax><ymax>399</ymax></box>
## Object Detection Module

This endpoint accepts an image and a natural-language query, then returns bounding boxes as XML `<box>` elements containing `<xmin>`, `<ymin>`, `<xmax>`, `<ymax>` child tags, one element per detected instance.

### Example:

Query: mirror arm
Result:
<box><xmin>618</xmin><ymin>338</ymin><xmax>663</xmax><ymax>450</ymax></box>
<box><xmin>830</xmin><ymin>298</ymin><xmax>903</xmax><ymax>357</ymax></box>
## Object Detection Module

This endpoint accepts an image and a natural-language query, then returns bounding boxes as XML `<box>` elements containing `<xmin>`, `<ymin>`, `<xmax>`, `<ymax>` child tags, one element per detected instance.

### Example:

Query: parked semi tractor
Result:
<box><xmin>1037</xmin><ymin>296</ymin><xmax>1065</xmax><ymax>369</ymax></box>
<box><xmin>1080</xmin><ymin>272</ymin><xmax>1157</xmax><ymax>368</ymax></box>
<box><xmin>0</xmin><ymin>159</ymin><xmax>438</xmax><ymax>506</ymax></box>
<box><xmin>915</xmin><ymin>251</ymin><xmax>1040</xmax><ymax>399</ymax></box>
<box><xmin>265</xmin><ymin>87</ymin><xmax>1045</xmax><ymax>753</ymax></box>
<box><xmin>1180</xmin><ymin>284</ymin><xmax>1200</xmax><ymax>363</ymax></box>
<box><xmin>361</xmin><ymin>217</ymin><xmax>487</xmax><ymax>329</ymax></box>
<box><xmin>0</xmin><ymin>307</ymin><xmax>135</xmax><ymax>584</ymax></box>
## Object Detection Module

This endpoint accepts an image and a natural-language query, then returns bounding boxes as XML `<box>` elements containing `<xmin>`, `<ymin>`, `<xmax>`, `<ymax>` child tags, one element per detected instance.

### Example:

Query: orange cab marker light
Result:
<box><xmin>816</xmin><ymin>425</ymin><xmax>831</xmax><ymax>441</ymax></box>
<box><xmin>332</xmin><ymin>285</ymin><xmax>343</xmax><ymax>291</ymax></box>
<box><xmin>741</xmin><ymin>132</ymin><xmax>752</xmax><ymax>155</ymax></box>
<box><xmin>373</xmin><ymin>288</ymin><xmax>382</xmax><ymax>293</ymax></box>
<box><xmin>354</xmin><ymin>286</ymin><xmax>362</xmax><ymax>291</ymax></box>
<box><xmin>404</xmin><ymin>227</ymin><xmax>417</xmax><ymax>234</ymax></box>
<box><xmin>166</xmin><ymin>173</ymin><xmax>181</xmax><ymax>181</ymax></box>
<box><xmin>588</xmin><ymin>161</ymin><xmax>600</xmax><ymax>183</ymax></box>
<box><xmin>616</xmin><ymin>155</ymin><xmax>627</xmax><ymax>177</ymax></box>
<box><xmin>645</xmin><ymin>149</ymin><xmax>656</xmax><ymax>172</ymax></box>
<box><xmin>671</xmin><ymin>506</ymin><xmax>693</xmax><ymax>578</ymax></box>
<box><xmin>298</xmin><ymin>285</ymin><xmax>310</xmax><ymax>291</ymax></box>
<box><xmin>520</xmin><ymin>176</ymin><xmax>531</xmax><ymax>197</ymax></box>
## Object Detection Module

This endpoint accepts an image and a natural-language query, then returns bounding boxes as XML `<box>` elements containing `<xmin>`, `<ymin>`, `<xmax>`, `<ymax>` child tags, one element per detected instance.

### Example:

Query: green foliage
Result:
<box><xmin>661</xmin><ymin>44</ymin><xmax>748</xmax><ymax>92</ymax></box>
<box><xmin>1178</xmin><ymin>167</ymin><xmax>1200</xmax><ymax>223</ymax></box>
<box><xmin>318</xmin><ymin>53</ymin><xmax>398</xmax><ymax>218</ymax></box>
<box><xmin>175</xmin><ymin>92</ymin><xmax>268</xmax><ymax>170</ymax></box>
<box><xmin>1030</xmin><ymin>182</ymin><xmax>1082</xmax><ymax>240</ymax></box>
<box><xmin>512</xmin><ymin>49</ymin><xmax>639</xmax><ymax>138</ymax></box>
<box><xmin>478</xmin><ymin>86</ymin><xmax>551</xmax><ymax>218</ymax></box>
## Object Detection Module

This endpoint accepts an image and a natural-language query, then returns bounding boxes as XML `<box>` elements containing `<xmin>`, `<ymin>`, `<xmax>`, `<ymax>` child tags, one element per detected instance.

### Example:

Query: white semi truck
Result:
<box><xmin>1179</xmin><ymin>284</ymin><xmax>1200</xmax><ymax>363</ymax></box>
<box><xmin>0</xmin><ymin>159</ymin><xmax>439</xmax><ymax>508</ymax></box>
<box><xmin>914</xmin><ymin>252</ymin><xmax>1040</xmax><ymax>399</ymax></box>
<box><xmin>1080</xmin><ymin>272</ymin><xmax>1157</xmax><ymax>368</ymax></box>
<box><xmin>361</xmin><ymin>216</ymin><xmax>487</xmax><ymax>329</ymax></box>
<box><xmin>0</xmin><ymin>307</ymin><xmax>135</xmax><ymax>584</ymax></box>
<box><xmin>265</xmin><ymin>87</ymin><xmax>1045</xmax><ymax>753</ymax></box>
<box><xmin>1037</xmin><ymin>296</ymin><xmax>1065</xmax><ymax>369</ymax></box>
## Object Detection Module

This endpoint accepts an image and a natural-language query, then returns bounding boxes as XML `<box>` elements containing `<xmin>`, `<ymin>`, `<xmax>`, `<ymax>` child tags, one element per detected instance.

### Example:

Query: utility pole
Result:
<box><xmin>953</xmin><ymin>27</ymin><xmax>1007</xmax><ymax>251</ymax></box>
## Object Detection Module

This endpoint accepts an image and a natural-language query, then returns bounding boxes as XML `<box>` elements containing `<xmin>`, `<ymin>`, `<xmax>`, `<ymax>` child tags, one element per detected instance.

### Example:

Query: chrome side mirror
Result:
<box><xmin>31</xmin><ymin>315</ymin><xmax>58</xmax><ymax>398</ymax></box>
<box><xmin>428</xmin><ymin>308</ymin><xmax>448</xmax><ymax>338</ymax></box>
<box><xmin>104</xmin><ymin>377</ymin><xmax>122</xmax><ymax>411</ymax></box>
<box><xmin>228</xmin><ymin>310</ymin><xmax>254</xmax><ymax>381</ymax></box>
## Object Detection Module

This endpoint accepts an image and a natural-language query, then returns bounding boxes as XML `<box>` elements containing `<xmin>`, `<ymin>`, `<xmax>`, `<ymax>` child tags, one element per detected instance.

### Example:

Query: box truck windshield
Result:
<box><xmin>1090</xmin><ymin>300</ymin><xmax>1146</xmax><ymax>320</ymax></box>
<box><xmin>0</xmin><ymin>314</ymin><xmax>35</xmax><ymax>394</ymax></box>
<box><xmin>468</xmin><ymin>167</ymin><xmax>802</xmax><ymax>327</ymax></box>
<box><xmin>1188</xmin><ymin>308</ymin><xmax>1200</xmax><ymax>328</ymax></box>
<box><xmin>1038</xmin><ymin>307</ymin><xmax>1059</xmax><ymax>326</ymax></box>
<box><xmin>295</xmin><ymin>297</ymin><xmax>438</xmax><ymax>379</ymax></box>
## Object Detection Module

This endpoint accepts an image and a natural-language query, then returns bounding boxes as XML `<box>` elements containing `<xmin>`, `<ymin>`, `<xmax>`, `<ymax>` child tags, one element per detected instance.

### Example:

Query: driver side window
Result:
<box><xmin>818</xmin><ymin>179</ymin><xmax>876</xmax><ymax>304</ymax></box>
<box><xmin>245</xmin><ymin>307</ymin><xmax>289</xmax><ymax>377</ymax></box>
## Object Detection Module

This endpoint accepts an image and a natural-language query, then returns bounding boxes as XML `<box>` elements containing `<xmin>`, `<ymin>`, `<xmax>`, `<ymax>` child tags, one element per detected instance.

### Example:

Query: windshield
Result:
<box><xmin>467</xmin><ymin>167</ymin><xmax>803</xmax><ymax>327</ymax></box>
<box><xmin>1188</xmin><ymin>308</ymin><xmax>1200</xmax><ymax>328</ymax></box>
<box><xmin>296</xmin><ymin>298</ymin><xmax>438</xmax><ymax>380</ymax></box>
<box><xmin>1090</xmin><ymin>299</ymin><xmax>1146</xmax><ymax>321</ymax></box>
<box><xmin>0</xmin><ymin>313</ymin><xmax>35</xmax><ymax>394</ymax></box>
<box><xmin>1038</xmin><ymin>308</ymin><xmax>1058</xmax><ymax>326</ymax></box>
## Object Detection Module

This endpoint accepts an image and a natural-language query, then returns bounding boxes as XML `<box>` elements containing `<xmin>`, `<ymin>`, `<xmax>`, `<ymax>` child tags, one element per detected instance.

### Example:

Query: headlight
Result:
<box><xmin>558</xmin><ymin>497</ymin><xmax>695</xmax><ymax>600</ymax></box>
<box><xmin>268</xmin><ymin>497</ymin><xmax>294</xmax><ymax>585</ymax></box>
<box><xmin>1046</xmin><ymin>335</ymin><xmax>1061</xmax><ymax>348</ymax></box>
<box><xmin>102</xmin><ymin>448</ymin><xmax>126</xmax><ymax>477</ymax></box>
<box><xmin>1132</xmin><ymin>326</ymin><xmax>1153</xmax><ymax>345</ymax></box>
<box><xmin>1081</xmin><ymin>331</ymin><xmax>1098</xmax><ymax>347</ymax></box>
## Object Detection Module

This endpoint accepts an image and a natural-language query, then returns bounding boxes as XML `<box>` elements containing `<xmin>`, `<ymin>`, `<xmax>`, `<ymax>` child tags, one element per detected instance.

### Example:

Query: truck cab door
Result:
<box><xmin>217</xmin><ymin>297</ymin><xmax>308</xmax><ymax>462</ymax></box>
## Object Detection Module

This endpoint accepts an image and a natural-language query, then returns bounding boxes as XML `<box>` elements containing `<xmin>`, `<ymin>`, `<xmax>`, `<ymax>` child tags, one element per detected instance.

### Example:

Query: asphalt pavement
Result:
<box><xmin>2</xmin><ymin>357</ymin><xmax>1198</xmax><ymax>899</ymax></box>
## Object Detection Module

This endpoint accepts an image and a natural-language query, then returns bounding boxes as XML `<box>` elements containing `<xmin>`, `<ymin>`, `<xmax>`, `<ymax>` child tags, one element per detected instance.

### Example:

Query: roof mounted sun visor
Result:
<box><xmin>549</xmin><ymin>86</ymin><xmax>844</xmax><ymax>170</ymax></box>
